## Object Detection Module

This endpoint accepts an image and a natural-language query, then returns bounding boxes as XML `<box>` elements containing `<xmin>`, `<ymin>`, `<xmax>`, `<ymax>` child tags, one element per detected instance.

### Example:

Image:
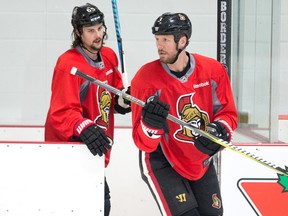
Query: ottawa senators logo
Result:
<box><xmin>174</xmin><ymin>93</ymin><xmax>209</xmax><ymax>143</ymax></box>
<box><xmin>95</xmin><ymin>86</ymin><xmax>111</xmax><ymax>130</ymax></box>
<box><xmin>178</xmin><ymin>14</ymin><xmax>186</xmax><ymax>21</ymax></box>
<box><xmin>212</xmin><ymin>193</ymin><xmax>222</xmax><ymax>209</ymax></box>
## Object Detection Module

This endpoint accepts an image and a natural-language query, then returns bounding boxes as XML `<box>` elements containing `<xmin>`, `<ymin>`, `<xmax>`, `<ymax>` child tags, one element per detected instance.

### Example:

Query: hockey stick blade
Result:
<box><xmin>70</xmin><ymin>67</ymin><xmax>288</xmax><ymax>177</ymax></box>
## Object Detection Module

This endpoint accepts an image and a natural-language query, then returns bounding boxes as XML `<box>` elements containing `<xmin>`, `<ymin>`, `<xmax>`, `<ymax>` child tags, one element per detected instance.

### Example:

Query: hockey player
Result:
<box><xmin>45</xmin><ymin>3</ymin><xmax>130</xmax><ymax>216</ymax></box>
<box><xmin>131</xmin><ymin>13</ymin><xmax>238</xmax><ymax>216</ymax></box>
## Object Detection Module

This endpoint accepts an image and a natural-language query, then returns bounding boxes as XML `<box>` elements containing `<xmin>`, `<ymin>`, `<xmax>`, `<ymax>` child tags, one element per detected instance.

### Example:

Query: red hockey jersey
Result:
<box><xmin>45</xmin><ymin>46</ymin><xmax>124</xmax><ymax>167</ymax></box>
<box><xmin>131</xmin><ymin>53</ymin><xmax>238</xmax><ymax>180</ymax></box>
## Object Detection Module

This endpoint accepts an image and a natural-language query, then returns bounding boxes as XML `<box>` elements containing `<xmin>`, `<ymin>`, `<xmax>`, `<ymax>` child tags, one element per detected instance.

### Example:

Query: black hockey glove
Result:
<box><xmin>114</xmin><ymin>87</ymin><xmax>131</xmax><ymax>114</ymax></box>
<box><xmin>194</xmin><ymin>121</ymin><xmax>230</xmax><ymax>156</ymax></box>
<box><xmin>79</xmin><ymin>125</ymin><xmax>112</xmax><ymax>156</ymax></box>
<box><xmin>122</xmin><ymin>86</ymin><xmax>131</xmax><ymax>105</ymax></box>
<box><xmin>142</xmin><ymin>95</ymin><xmax>170</xmax><ymax>133</ymax></box>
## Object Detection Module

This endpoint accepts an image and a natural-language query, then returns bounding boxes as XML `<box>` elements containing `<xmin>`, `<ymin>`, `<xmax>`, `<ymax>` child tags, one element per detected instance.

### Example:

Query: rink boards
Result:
<box><xmin>0</xmin><ymin>126</ymin><xmax>287</xmax><ymax>216</ymax></box>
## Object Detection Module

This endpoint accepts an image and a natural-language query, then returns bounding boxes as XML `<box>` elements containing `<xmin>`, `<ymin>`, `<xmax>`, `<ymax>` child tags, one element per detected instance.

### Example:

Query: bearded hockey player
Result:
<box><xmin>131</xmin><ymin>12</ymin><xmax>238</xmax><ymax>216</ymax></box>
<box><xmin>45</xmin><ymin>3</ymin><xmax>130</xmax><ymax>215</ymax></box>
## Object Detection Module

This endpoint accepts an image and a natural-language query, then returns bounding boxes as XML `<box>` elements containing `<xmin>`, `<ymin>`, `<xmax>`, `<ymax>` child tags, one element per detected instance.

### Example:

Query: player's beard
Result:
<box><xmin>90</xmin><ymin>38</ymin><xmax>103</xmax><ymax>52</ymax></box>
<box><xmin>158</xmin><ymin>50</ymin><xmax>178</xmax><ymax>64</ymax></box>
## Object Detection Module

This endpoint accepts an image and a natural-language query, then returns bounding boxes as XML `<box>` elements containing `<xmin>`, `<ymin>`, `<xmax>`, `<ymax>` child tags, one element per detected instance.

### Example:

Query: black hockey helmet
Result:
<box><xmin>71</xmin><ymin>3</ymin><xmax>105</xmax><ymax>29</ymax></box>
<box><xmin>152</xmin><ymin>12</ymin><xmax>192</xmax><ymax>42</ymax></box>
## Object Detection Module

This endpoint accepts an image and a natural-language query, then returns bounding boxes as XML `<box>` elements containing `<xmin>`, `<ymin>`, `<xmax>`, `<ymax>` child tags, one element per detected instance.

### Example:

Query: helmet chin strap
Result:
<box><xmin>169</xmin><ymin>48</ymin><xmax>183</xmax><ymax>64</ymax></box>
<box><xmin>169</xmin><ymin>41</ymin><xmax>188</xmax><ymax>64</ymax></box>
<box><xmin>81</xmin><ymin>45</ymin><xmax>98</xmax><ymax>55</ymax></box>
<box><xmin>169</xmin><ymin>38</ymin><xmax>189</xmax><ymax>64</ymax></box>
<box><xmin>79</xmin><ymin>31</ymin><xmax>106</xmax><ymax>56</ymax></box>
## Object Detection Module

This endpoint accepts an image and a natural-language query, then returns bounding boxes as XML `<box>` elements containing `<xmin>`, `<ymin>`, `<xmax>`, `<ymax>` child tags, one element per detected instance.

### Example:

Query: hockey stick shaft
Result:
<box><xmin>111</xmin><ymin>0</ymin><xmax>129</xmax><ymax>88</ymax></box>
<box><xmin>70</xmin><ymin>67</ymin><xmax>288</xmax><ymax>176</ymax></box>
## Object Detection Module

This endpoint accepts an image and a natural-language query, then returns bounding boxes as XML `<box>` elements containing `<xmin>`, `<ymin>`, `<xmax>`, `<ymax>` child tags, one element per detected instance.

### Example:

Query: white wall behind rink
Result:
<box><xmin>0</xmin><ymin>127</ymin><xmax>287</xmax><ymax>216</ymax></box>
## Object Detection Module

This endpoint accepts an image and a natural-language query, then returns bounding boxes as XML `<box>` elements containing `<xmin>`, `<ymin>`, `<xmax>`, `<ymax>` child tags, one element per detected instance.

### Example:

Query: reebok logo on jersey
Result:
<box><xmin>193</xmin><ymin>81</ymin><xmax>209</xmax><ymax>89</ymax></box>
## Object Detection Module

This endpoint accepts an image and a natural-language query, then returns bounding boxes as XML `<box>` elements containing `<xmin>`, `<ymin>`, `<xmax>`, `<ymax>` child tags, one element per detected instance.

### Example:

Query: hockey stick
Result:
<box><xmin>111</xmin><ymin>0</ymin><xmax>129</xmax><ymax>88</ymax></box>
<box><xmin>70</xmin><ymin>67</ymin><xmax>288</xmax><ymax>177</ymax></box>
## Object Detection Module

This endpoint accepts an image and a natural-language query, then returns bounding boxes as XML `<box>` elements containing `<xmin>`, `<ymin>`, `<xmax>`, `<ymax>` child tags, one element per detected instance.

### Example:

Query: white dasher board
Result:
<box><xmin>0</xmin><ymin>142</ymin><xmax>104</xmax><ymax>216</ymax></box>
